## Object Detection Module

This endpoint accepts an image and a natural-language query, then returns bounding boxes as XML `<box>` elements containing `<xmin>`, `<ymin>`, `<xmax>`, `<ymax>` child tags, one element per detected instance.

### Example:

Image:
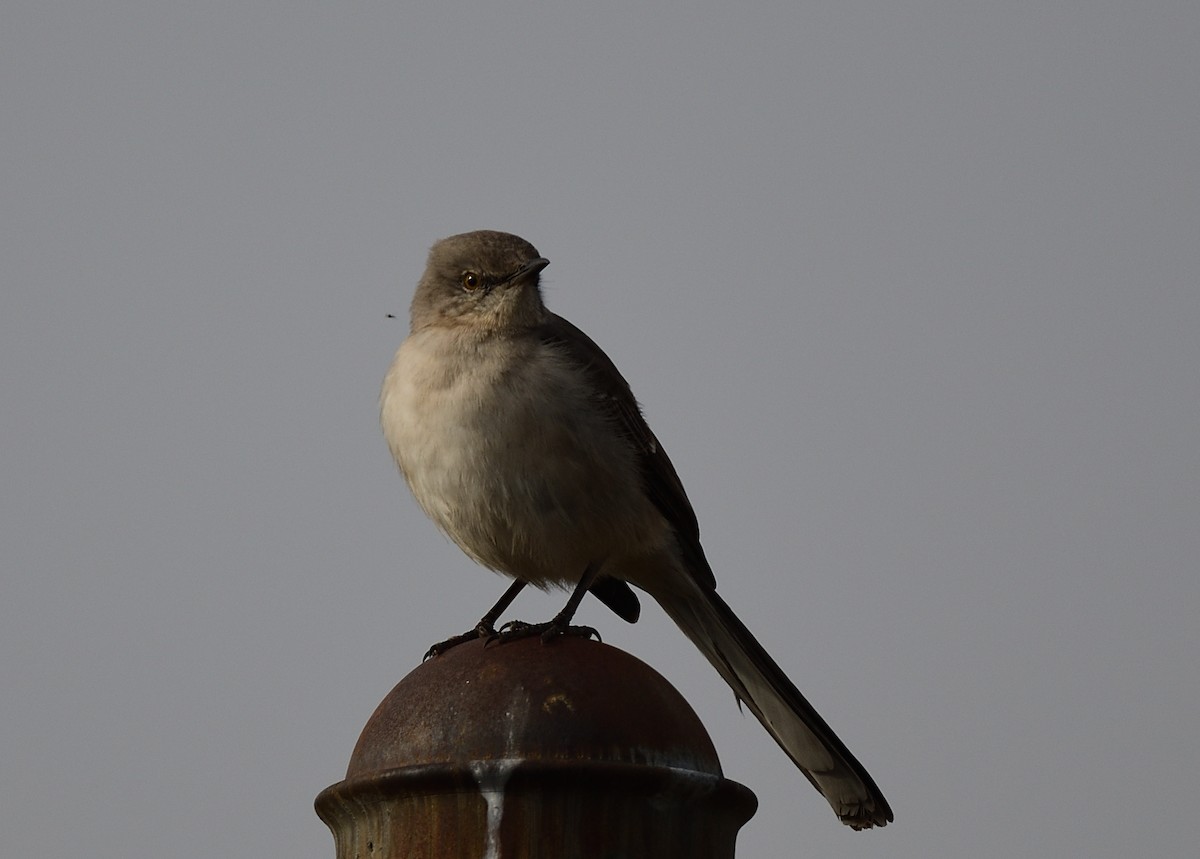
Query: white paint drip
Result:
<box><xmin>470</xmin><ymin>760</ymin><xmax>518</xmax><ymax>859</ymax></box>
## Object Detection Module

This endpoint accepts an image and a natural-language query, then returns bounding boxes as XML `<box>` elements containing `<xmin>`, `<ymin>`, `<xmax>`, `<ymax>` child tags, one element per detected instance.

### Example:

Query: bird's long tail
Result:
<box><xmin>655</xmin><ymin>585</ymin><xmax>893</xmax><ymax>829</ymax></box>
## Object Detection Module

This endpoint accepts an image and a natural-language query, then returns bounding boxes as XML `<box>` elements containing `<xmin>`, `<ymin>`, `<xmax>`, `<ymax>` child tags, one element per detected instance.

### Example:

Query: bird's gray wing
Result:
<box><xmin>537</xmin><ymin>313</ymin><xmax>716</xmax><ymax>588</ymax></box>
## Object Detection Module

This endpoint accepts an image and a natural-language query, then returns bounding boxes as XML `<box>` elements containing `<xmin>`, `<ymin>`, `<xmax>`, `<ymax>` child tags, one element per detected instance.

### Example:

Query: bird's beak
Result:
<box><xmin>505</xmin><ymin>257</ymin><xmax>550</xmax><ymax>286</ymax></box>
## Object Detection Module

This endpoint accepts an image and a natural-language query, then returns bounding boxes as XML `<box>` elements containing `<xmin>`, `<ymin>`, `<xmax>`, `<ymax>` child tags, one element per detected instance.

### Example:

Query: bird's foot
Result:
<box><xmin>492</xmin><ymin>619</ymin><xmax>601</xmax><ymax>645</ymax></box>
<box><xmin>423</xmin><ymin>621</ymin><xmax>498</xmax><ymax>660</ymax></box>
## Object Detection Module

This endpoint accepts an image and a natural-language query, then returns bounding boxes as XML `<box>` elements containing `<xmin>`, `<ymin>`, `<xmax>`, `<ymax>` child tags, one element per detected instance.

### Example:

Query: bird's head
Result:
<box><xmin>409</xmin><ymin>230</ymin><xmax>550</xmax><ymax>333</ymax></box>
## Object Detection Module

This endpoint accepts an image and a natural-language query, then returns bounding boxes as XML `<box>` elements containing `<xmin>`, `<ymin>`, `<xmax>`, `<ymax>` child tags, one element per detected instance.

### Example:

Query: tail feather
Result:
<box><xmin>656</xmin><ymin>586</ymin><xmax>893</xmax><ymax>830</ymax></box>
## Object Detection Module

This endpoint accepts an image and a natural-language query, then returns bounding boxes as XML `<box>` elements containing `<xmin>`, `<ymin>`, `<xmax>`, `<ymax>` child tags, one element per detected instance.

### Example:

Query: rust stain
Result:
<box><xmin>542</xmin><ymin>691</ymin><xmax>575</xmax><ymax>715</ymax></box>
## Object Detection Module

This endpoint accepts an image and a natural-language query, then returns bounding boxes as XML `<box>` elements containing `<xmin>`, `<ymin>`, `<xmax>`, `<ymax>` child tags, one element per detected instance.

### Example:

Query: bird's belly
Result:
<box><xmin>382</xmin><ymin>334</ymin><xmax>662</xmax><ymax>586</ymax></box>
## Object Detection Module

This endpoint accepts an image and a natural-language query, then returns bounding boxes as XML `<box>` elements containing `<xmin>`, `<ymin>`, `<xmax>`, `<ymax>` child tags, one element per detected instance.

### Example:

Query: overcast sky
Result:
<box><xmin>3</xmin><ymin>2</ymin><xmax>1198</xmax><ymax>857</ymax></box>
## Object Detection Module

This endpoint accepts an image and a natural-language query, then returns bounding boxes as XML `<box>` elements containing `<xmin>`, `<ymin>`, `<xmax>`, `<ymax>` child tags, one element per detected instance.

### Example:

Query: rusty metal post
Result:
<box><xmin>315</xmin><ymin>636</ymin><xmax>757</xmax><ymax>858</ymax></box>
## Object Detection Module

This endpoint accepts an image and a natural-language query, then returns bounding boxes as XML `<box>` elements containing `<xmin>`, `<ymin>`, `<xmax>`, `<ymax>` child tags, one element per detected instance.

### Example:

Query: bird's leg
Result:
<box><xmin>424</xmin><ymin>580</ymin><xmax>527</xmax><ymax>659</ymax></box>
<box><xmin>496</xmin><ymin>563</ymin><xmax>603</xmax><ymax>644</ymax></box>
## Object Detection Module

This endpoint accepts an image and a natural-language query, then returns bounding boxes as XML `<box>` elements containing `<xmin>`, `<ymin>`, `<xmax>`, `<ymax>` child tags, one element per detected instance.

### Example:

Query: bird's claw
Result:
<box><xmin>491</xmin><ymin>619</ymin><xmax>601</xmax><ymax>645</ymax></box>
<box><xmin>423</xmin><ymin>621</ymin><xmax>498</xmax><ymax>660</ymax></box>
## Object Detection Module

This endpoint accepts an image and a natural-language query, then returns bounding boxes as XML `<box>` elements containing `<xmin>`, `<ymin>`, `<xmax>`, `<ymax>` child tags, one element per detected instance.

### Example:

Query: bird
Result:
<box><xmin>380</xmin><ymin>230</ymin><xmax>892</xmax><ymax>829</ymax></box>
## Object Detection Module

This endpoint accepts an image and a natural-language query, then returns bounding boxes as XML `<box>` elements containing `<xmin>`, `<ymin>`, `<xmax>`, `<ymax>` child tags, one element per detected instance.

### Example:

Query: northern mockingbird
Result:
<box><xmin>380</xmin><ymin>230</ymin><xmax>892</xmax><ymax>829</ymax></box>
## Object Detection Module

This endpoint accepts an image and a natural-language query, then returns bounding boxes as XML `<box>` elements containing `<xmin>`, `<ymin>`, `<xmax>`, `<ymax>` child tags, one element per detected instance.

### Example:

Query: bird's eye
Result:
<box><xmin>461</xmin><ymin>271</ymin><xmax>481</xmax><ymax>291</ymax></box>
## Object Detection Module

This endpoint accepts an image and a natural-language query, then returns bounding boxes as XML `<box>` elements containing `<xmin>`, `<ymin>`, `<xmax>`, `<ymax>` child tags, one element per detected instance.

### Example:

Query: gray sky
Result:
<box><xmin>3</xmin><ymin>2</ymin><xmax>1198</xmax><ymax>856</ymax></box>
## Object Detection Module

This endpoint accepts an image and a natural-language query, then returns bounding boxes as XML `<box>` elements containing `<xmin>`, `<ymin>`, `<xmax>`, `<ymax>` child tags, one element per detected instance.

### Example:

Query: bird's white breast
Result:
<box><xmin>380</xmin><ymin>326</ymin><xmax>660</xmax><ymax>587</ymax></box>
